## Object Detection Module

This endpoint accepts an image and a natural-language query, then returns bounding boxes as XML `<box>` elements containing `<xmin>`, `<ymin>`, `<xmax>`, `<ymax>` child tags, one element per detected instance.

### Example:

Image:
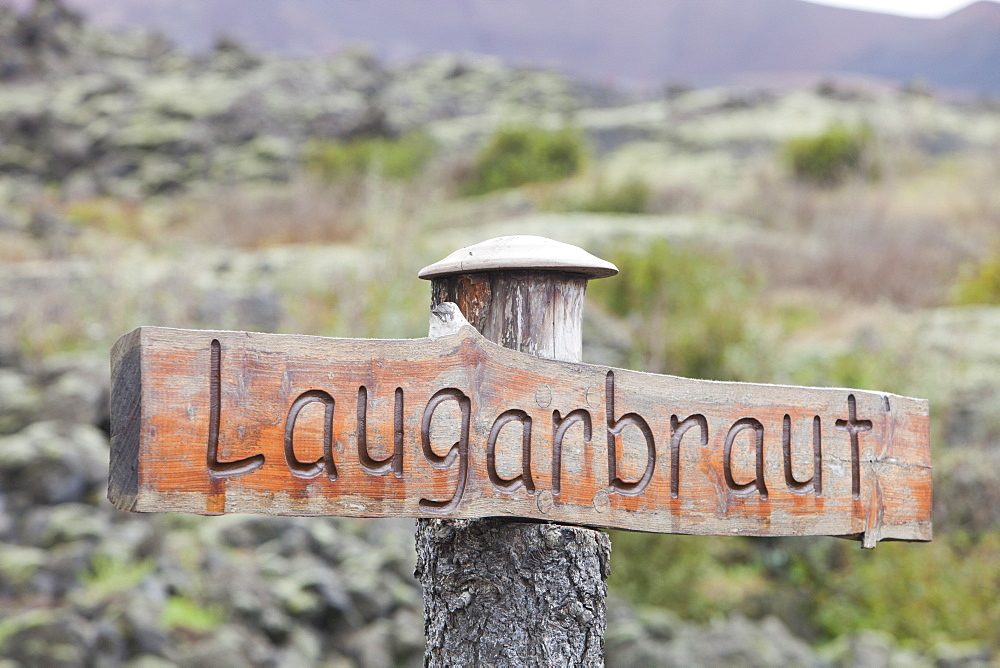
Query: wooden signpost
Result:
<box><xmin>109</xmin><ymin>304</ymin><xmax>930</xmax><ymax>545</ymax></box>
<box><xmin>108</xmin><ymin>236</ymin><xmax>931</xmax><ymax>665</ymax></box>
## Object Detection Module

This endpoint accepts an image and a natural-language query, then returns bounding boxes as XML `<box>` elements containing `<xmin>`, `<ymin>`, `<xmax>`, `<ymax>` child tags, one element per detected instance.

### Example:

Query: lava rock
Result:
<box><xmin>0</xmin><ymin>420</ymin><xmax>108</xmax><ymax>508</ymax></box>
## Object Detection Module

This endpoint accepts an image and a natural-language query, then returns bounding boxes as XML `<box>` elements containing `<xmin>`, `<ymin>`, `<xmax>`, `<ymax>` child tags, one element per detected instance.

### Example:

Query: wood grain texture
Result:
<box><xmin>431</xmin><ymin>271</ymin><xmax>588</xmax><ymax>362</ymax></box>
<box><xmin>108</xmin><ymin>314</ymin><xmax>931</xmax><ymax>544</ymax></box>
<box><xmin>108</xmin><ymin>328</ymin><xmax>143</xmax><ymax>512</ymax></box>
<box><xmin>415</xmin><ymin>518</ymin><xmax>609</xmax><ymax>666</ymax></box>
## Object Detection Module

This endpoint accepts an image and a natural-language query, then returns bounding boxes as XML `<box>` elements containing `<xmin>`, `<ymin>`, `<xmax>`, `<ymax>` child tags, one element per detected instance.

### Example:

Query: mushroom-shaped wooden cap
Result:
<box><xmin>418</xmin><ymin>235</ymin><xmax>618</xmax><ymax>280</ymax></box>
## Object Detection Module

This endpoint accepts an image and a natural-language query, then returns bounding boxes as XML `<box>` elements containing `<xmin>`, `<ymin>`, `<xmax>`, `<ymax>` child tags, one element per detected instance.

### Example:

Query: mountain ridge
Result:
<box><xmin>2</xmin><ymin>0</ymin><xmax>997</xmax><ymax>93</ymax></box>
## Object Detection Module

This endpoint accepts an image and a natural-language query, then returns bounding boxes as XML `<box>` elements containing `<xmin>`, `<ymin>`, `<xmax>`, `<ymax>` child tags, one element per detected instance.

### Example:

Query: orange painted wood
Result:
<box><xmin>109</xmin><ymin>316</ymin><xmax>931</xmax><ymax>546</ymax></box>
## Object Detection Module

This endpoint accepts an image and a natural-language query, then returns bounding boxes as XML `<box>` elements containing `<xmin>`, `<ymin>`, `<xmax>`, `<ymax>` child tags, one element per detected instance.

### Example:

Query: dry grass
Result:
<box><xmin>187</xmin><ymin>178</ymin><xmax>367</xmax><ymax>248</ymax></box>
<box><xmin>59</xmin><ymin>171</ymin><xmax>452</xmax><ymax>251</ymax></box>
<box><xmin>0</xmin><ymin>169</ymin><xmax>445</xmax><ymax>362</ymax></box>
<box><xmin>770</xmin><ymin>207</ymin><xmax>966</xmax><ymax>307</ymax></box>
<box><xmin>0</xmin><ymin>232</ymin><xmax>37</xmax><ymax>262</ymax></box>
<box><xmin>727</xmin><ymin>154</ymin><xmax>989</xmax><ymax>308</ymax></box>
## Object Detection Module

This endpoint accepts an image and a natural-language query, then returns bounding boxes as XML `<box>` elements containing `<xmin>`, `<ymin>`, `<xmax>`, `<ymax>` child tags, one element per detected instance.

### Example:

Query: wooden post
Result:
<box><xmin>414</xmin><ymin>236</ymin><xmax>618</xmax><ymax>666</ymax></box>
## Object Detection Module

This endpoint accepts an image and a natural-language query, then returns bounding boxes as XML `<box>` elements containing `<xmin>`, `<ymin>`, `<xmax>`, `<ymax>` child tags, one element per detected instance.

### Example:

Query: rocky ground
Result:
<box><xmin>0</xmin><ymin>357</ymin><xmax>424</xmax><ymax>665</ymax></box>
<box><xmin>0</xmin><ymin>0</ymin><xmax>592</xmax><ymax>201</ymax></box>
<box><xmin>2</xmin><ymin>1</ymin><xmax>1000</xmax><ymax>666</ymax></box>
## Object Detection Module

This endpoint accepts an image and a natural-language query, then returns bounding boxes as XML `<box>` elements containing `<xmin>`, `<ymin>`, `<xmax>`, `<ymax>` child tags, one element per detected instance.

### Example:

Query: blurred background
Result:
<box><xmin>0</xmin><ymin>0</ymin><xmax>998</xmax><ymax>665</ymax></box>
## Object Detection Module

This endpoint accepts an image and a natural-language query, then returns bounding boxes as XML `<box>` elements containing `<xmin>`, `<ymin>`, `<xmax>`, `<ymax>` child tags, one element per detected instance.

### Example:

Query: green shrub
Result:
<box><xmin>588</xmin><ymin>239</ymin><xmax>760</xmax><ymax>380</ymax></box>
<box><xmin>303</xmin><ymin>132</ymin><xmax>435</xmax><ymax>182</ymax></box>
<box><xmin>609</xmin><ymin>532</ymin><xmax>765</xmax><ymax>623</ymax></box>
<box><xmin>784</xmin><ymin>123</ymin><xmax>875</xmax><ymax>186</ymax></box>
<box><xmin>951</xmin><ymin>250</ymin><xmax>1000</xmax><ymax>305</ymax></box>
<box><xmin>804</xmin><ymin>532</ymin><xmax>1000</xmax><ymax>647</ymax></box>
<box><xmin>612</xmin><ymin>530</ymin><xmax>1000</xmax><ymax>651</ymax></box>
<box><xmin>461</xmin><ymin>125</ymin><xmax>585</xmax><ymax>195</ymax></box>
<box><xmin>571</xmin><ymin>177</ymin><xmax>650</xmax><ymax>214</ymax></box>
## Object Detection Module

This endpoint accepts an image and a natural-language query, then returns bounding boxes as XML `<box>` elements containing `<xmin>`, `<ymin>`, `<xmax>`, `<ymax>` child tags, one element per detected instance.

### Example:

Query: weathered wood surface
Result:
<box><xmin>417</xmin><ymin>234</ymin><xmax>618</xmax><ymax>281</ymax></box>
<box><xmin>109</xmin><ymin>305</ymin><xmax>931</xmax><ymax>546</ymax></box>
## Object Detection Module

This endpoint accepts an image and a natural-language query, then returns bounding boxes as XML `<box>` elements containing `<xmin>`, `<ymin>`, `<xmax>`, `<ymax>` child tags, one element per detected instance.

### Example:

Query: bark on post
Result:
<box><xmin>414</xmin><ymin>236</ymin><xmax>618</xmax><ymax>666</ymax></box>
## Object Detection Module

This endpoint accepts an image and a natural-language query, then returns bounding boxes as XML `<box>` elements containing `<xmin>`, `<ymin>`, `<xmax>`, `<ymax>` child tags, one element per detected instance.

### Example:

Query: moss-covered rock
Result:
<box><xmin>0</xmin><ymin>2</ymin><xmax>593</xmax><ymax>197</ymax></box>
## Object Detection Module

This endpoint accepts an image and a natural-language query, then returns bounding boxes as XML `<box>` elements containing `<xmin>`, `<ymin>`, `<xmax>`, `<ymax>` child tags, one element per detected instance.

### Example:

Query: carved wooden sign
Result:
<box><xmin>109</xmin><ymin>305</ymin><xmax>931</xmax><ymax>547</ymax></box>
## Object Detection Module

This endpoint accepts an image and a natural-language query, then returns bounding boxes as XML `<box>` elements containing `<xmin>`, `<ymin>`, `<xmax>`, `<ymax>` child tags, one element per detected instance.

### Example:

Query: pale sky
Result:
<box><xmin>805</xmin><ymin>0</ymin><xmax>998</xmax><ymax>17</ymax></box>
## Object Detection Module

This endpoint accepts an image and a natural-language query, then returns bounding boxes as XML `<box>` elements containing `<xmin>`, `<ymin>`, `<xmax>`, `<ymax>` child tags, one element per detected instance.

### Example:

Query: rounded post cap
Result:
<box><xmin>419</xmin><ymin>235</ymin><xmax>618</xmax><ymax>280</ymax></box>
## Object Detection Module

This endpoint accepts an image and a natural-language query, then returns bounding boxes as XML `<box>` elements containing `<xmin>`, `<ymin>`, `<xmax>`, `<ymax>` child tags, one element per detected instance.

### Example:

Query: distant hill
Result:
<box><xmin>841</xmin><ymin>1</ymin><xmax>1000</xmax><ymax>92</ymax></box>
<box><xmin>3</xmin><ymin>0</ymin><xmax>999</xmax><ymax>93</ymax></box>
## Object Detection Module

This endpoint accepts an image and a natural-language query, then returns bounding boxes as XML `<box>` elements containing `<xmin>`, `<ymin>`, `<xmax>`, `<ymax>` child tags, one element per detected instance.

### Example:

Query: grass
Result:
<box><xmin>65</xmin><ymin>197</ymin><xmax>153</xmax><ymax>240</ymax></box>
<box><xmin>191</xmin><ymin>178</ymin><xmax>368</xmax><ymax>247</ymax></box>
<box><xmin>0</xmin><ymin>610</ymin><xmax>52</xmax><ymax>650</ymax></box>
<box><xmin>729</xmin><ymin>170</ymin><xmax>967</xmax><ymax>307</ymax></box>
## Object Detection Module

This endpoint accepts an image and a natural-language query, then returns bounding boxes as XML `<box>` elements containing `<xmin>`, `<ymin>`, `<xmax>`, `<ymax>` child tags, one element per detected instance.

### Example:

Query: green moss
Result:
<box><xmin>161</xmin><ymin>595</ymin><xmax>224</xmax><ymax>633</ymax></box>
<box><xmin>461</xmin><ymin>125</ymin><xmax>585</xmax><ymax>195</ymax></box>
<box><xmin>80</xmin><ymin>554</ymin><xmax>155</xmax><ymax>598</ymax></box>
<box><xmin>0</xmin><ymin>610</ymin><xmax>52</xmax><ymax>648</ymax></box>
<box><xmin>117</xmin><ymin>114</ymin><xmax>193</xmax><ymax>148</ymax></box>
<box><xmin>0</xmin><ymin>546</ymin><xmax>47</xmax><ymax>591</ymax></box>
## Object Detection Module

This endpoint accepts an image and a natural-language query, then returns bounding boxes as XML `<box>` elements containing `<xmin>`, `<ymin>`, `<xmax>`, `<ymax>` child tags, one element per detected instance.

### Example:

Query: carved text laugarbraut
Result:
<box><xmin>207</xmin><ymin>342</ymin><xmax>866</xmax><ymax>513</ymax></box>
